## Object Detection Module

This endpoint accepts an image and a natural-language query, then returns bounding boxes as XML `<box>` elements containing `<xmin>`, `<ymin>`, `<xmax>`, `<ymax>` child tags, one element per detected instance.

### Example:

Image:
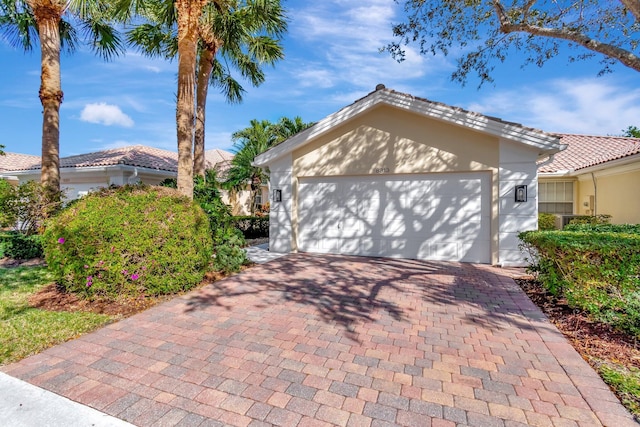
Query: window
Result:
<box><xmin>255</xmin><ymin>192</ymin><xmax>262</xmax><ymax>208</ymax></box>
<box><xmin>539</xmin><ymin>181</ymin><xmax>574</xmax><ymax>214</ymax></box>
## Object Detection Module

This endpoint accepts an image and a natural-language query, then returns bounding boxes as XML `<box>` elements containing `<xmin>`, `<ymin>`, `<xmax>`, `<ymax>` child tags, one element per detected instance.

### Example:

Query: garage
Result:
<box><xmin>254</xmin><ymin>85</ymin><xmax>563</xmax><ymax>266</ymax></box>
<box><xmin>297</xmin><ymin>173</ymin><xmax>491</xmax><ymax>262</ymax></box>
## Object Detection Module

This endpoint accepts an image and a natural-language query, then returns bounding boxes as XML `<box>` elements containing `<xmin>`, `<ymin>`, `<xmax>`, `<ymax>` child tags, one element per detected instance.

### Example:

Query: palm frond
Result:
<box><xmin>80</xmin><ymin>17</ymin><xmax>124</xmax><ymax>60</ymax></box>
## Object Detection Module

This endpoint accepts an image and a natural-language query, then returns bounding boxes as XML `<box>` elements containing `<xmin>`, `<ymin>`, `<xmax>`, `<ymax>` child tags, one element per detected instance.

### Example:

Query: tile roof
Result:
<box><xmin>539</xmin><ymin>134</ymin><xmax>640</xmax><ymax>173</ymax></box>
<box><xmin>0</xmin><ymin>152</ymin><xmax>41</xmax><ymax>172</ymax></box>
<box><xmin>1</xmin><ymin>146</ymin><xmax>234</xmax><ymax>173</ymax></box>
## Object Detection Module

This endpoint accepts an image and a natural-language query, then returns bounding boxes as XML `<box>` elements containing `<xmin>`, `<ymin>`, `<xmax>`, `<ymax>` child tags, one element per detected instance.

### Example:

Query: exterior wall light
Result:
<box><xmin>273</xmin><ymin>189</ymin><xmax>282</xmax><ymax>202</ymax></box>
<box><xmin>515</xmin><ymin>185</ymin><xmax>527</xmax><ymax>202</ymax></box>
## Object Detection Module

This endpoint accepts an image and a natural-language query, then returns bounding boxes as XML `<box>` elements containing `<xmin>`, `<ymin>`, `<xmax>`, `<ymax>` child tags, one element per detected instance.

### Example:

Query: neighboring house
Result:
<box><xmin>254</xmin><ymin>85</ymin><xmax>563</xmax><ymax>266</ymax></box>
<box><xmin>0</xmin><ymin>145</ymin><xmax>260</xmax><ymax>215</ymax></box>
<box><xmin>538</xmin><ymin>134</ymin><xmax>640</xmax><ymax>224</ymax></box>
<box><xmin>0</xmin><ymin>152</ymin><xmax>41</xmax><ymax>185</ymax></box>
<box><xmin>213</xmin><ymin>158</ymin><xmax>270</xmax><ymax>216</ymax></box>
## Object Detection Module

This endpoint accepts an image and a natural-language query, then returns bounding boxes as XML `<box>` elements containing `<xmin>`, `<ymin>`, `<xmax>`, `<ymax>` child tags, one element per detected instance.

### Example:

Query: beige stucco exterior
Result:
<box><xmin>255</xmin><ymin>87</ymin><xmax>560</xmax><ymax>266</ymax></box>
<box><xmin>575</xmin><ymin>163</ymin><xmax>640</xmax><ymax>224</ymax></box>
<box><xmin>290</xmin><ymin>104</ymin><xmax>503</xmax><ymax>262</ymax></box>
<box><xmin>539</xmin><ymin>156</ymin><xmax>640</xmax><ymax>225</ymax></box>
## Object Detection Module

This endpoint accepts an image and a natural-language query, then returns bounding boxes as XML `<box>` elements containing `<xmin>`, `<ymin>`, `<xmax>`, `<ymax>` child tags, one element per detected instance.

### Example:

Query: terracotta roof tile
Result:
<box><xmin>540</xmin><ymin>134</ymin><xmax>640</xmax><ymax>173</ymax></box>
<box><xmin>0</xmin><ymin>152</ymin><xmax>41</xmax><ymax>172</ymax></box>
<box><xmin>1</xmin><ymin>146</ymin><xmax>234</xmax><ymax>174</ymax></box>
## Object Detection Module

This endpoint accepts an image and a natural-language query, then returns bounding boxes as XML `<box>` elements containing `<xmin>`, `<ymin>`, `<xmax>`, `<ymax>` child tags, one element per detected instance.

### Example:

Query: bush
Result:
<box><xmin>538</xmin><ymin>213</ymin><xmax>556</xmax><ymax>230</ymax></box>
<box><xmin>42</xmin><ymin>185</ymin><xmax>213</xmax><ymax>298</ymax></box>
<box><xmin>520</xmin><ymin>230</ymin><xmax>640</xmax><ymax>337</ymax></box>
<box><xmin>232</xmin><ymin>216</ymin><xmax>269</xmax><ymax>239</ymax></box>
<box><xmin>160</xmin><ymin>171</ymin><xmax>247</xmax><ymax>274</ymax></box>
<box><xmin>0</xmin><ymin>232</ymin><xmax>43</xmax><ymax>259</ymax></box>
<box><xmin>567</xmin><ymin>214</ymin><xmax>612</xmax><ymax>226</ymax></box>
<box><xmin>0</xmin><ymin>180</ymin><xmax>63</xmax><ymax>234</ymax></box>
<box><xmin>563</xmin><ymin>223</ymin><xmax>640</xmax><ymax>233</ymax></box>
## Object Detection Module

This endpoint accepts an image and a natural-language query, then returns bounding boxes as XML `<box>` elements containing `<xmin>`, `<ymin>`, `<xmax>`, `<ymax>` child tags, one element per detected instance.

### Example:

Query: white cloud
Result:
<box><xmin>80</xmin><ymin>103</ymin><xmax>134</xmax><ymax>127</ymax></box>
<box><xmin>287</xmin><ymin>1</ymin><xmax>441</xmax><ymax>93</ymax></box>
<box><xmin>466</xmin><ymin>77</ymin><xmax>640</xmax><ymax>134</ymax></box>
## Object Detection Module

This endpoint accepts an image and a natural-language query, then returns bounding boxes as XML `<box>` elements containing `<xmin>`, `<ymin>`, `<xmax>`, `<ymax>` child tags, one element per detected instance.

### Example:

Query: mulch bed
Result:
<box><xmin>516</xmin><ymin>278</ymin><xmax>640</xmax><ymax>370</ymax></box>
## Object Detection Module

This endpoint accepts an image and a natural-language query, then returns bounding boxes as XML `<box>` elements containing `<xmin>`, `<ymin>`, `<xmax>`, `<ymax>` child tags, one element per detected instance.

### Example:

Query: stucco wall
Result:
<box><xmin>266</xmin><ymin>104</ymin><xmax>543</xmax><ymax>265</ymax></box>
<box><xmin>498</xmin><ymin>141</ymin><xmax>539</xmax><ymax>266</ymax></box>
<box><xmin>289</xmin><ymin>105</ymin><xmax>505</xmax><ymax>263</ymax></box>
<box><xmin>576</xmin><ymin>165</ymin><xmax>640</xmax><ymax>224</ymax></box>
<box><xmin>293</xmin><ymin>105</ymin><xmax>499</xmax><ymax>177</ymax></box>
<box><xmin>268</xmin><ymin>154</ymin><xmax>293</xmax><ymax>253</ymax></box>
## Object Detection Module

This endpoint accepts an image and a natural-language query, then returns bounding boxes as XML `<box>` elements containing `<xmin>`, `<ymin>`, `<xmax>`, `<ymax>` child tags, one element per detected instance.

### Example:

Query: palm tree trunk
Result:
<box><xmin>194</xmin><ymin>48</ymin><xmax>215</xmax><ymax>179</ymax></box>
<box><xmin>175</xmin><ymin>0</ymin><xmax>206</xmax><ymax>198</ymax></box>
<box><xmin>35</xmin><ymin>12</ymin><xmax>63</xmax><ymax>193</ymax></box>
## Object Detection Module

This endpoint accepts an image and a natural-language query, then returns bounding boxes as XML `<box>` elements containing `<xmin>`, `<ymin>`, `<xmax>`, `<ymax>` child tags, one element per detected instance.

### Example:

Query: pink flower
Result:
<box><xmin>121</xmin><ymin>269</ymin><xmax>128</xmax><ymax>275</ymax></box>
<box><xmin>131</xmin><ymin>274</ymin><xmax>139</xmax><ymax>281</ymax></box>
<box><xmin>84</xmin><ymin>265</ymin><xmax>89</xmax><ymax>269</ymax></box>
<box><xmin>57</xmin><ymin>238</ymin><xmax>65</xmax><ymax>244</ymax></box>
<box><xmin>110</xmin><ymin>246</ymin><xmax>115</xmax><ymax>253</ymax></box>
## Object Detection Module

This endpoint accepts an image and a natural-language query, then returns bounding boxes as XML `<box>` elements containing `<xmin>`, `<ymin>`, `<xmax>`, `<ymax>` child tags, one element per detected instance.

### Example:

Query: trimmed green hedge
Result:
<box><xmin>232</xmin><ymin>216</ymin><xmax>269</xmax><ymax>239</ymax></box>
<box><xmin>563</xmin><ymin>223</ymin><xmax>640</xmax><ymax>233</ymax></box>
<box><xmin>538</xmin><ymin>213</ymin><xmax>556</xmax><ymax>230</ymax></box>
<box><xmin>42</xmin><ymin>185</ymin><xmax>213</xmax><ymax>298</ymax></box>
<box><xmin>0</xmin><ymin>231</ymin><xmax>43</xmax><ymax>259</ymax></box>
<box><xmin>520</xmin><ymin>229</ymin><xmax>640</xmax><ymax>337</ymax></box>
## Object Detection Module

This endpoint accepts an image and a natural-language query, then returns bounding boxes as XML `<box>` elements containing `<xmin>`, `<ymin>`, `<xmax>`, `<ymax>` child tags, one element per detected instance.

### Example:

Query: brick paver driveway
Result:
<box><xmin>2</xmin><ymin>254</ymin><xmax>636</xmax><ymax>426</ymax></box>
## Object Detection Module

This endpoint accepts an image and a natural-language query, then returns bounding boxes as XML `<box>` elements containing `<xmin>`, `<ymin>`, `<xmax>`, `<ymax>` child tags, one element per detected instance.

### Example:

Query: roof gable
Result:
<box><xmin>540</xmin><ymin>134</ymin><xmax>640</xmax><ymax>173</ymax></box>
<box><xmin>254</xmin><ymin>86</ymin><xmax>562</xmax><ymax>166</ymax></box>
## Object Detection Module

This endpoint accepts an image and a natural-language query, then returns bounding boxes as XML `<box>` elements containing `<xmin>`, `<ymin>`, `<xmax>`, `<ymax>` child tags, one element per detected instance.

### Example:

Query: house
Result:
<box><xmin>254</xmin><ymin>85</ymin><xmax>564</xmax><ymax>266</ymax></box>
<box><xmin>538</xmin><ymin>134</ymin><xmax>640</xmax><ymax>224</ymax></box>
<box><xmin>0</xmin><ymin>145</ymin><xmax>266</xmax><ymax>215</ymax></box>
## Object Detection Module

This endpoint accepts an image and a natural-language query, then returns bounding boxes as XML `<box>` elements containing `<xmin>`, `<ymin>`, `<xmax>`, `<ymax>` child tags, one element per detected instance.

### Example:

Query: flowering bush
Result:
<box><xmin>42</xmin><ymin>185</ymin><xmax>213</xmax><ymax>298</ymax></box>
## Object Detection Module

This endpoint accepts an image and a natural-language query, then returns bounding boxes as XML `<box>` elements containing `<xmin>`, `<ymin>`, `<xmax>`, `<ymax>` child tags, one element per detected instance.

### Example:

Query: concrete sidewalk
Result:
<box><xmin>0</xmin><ymin>372</ymin><xmax>132</xmax><ymax>427</ymax></box>
<box><xmin>244</xmin><ymin>242</ymin><xmax>287</xmax><ymax>264</ymax></box>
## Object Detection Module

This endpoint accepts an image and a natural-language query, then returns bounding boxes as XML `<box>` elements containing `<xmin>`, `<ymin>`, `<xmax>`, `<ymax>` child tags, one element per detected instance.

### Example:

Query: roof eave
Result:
<box><xmin>254</xmin><ymin>89</ymin><xmax>561</xmax><ymax>166</ymax></box>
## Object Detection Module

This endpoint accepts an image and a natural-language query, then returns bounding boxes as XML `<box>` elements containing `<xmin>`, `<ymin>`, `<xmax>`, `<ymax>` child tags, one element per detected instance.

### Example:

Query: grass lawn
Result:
<box><xmin>0</xmin><ymin>266</ymin><xmax>112</xmax><ymax>365</ymax></box>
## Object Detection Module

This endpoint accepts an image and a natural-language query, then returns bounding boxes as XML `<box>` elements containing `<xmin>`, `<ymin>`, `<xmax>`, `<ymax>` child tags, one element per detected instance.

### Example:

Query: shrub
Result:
<box><xmin>519</xmin><ymin>230</ymin><xmax>640</xmax><ymax>337</ymax></box>
<box><xmin>232</xmin><ymin>216</ymin><xmax>269</xmax><ymax>239</ymax></box>
<box><xmin>538</xmin><ymin>213</ymin><xmax>556</xmax><ymax>230</ymax></box>
<box><xmin>42</xmin><ymin>185</ymin><xmax>213</xmax><ymax>298</ymax></box>
<box><xmin>0</xmin><ymin>180</ymin><xmax>63</xmax><ymax>234</ymax></box>
<box><xmin>563</xmin><ymin>223</ymin><xmax>640</xmax><ymax>233</ymax></box>
<box><xmin>162</xmin><ymin>171</ymin><xmax>248</xmax><ymax>273</ymax></box>
<box><xmin>567</xmin><ymin>214</ymin><xmax>612</xmax><ymax>226</ymax></box>
<box><xmin>0</xmin><ymin>232</ymin><xmax>43</xmax><ymax>259</ymax></box>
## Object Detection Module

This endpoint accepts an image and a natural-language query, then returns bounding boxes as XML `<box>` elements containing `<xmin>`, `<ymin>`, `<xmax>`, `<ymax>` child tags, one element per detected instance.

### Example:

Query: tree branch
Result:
<box><xmin>620</xmin><ymin>0</ymin><xmax>640</xmax><ymax>20</ymax></box>
<box><xmin>497</xmin><ymin>21</ymin><xmax>640</xmax><ymax>72</ymax></box>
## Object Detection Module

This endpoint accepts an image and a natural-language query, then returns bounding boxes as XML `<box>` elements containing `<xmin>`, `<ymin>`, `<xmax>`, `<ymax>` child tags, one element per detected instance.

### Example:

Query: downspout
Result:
<box><xmin>591</xmin><ymin>172</ymin><xmax>597</xmax><ymax>215</ymax></box>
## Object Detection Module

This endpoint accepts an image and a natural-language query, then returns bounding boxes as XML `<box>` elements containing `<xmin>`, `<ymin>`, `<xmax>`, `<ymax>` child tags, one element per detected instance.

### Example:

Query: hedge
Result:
<box><xmin>0</xmin><ymin>231</ymin><xmax>43</xmax><ymax>259</ymax></box>
<box><xmin>520</xmin><ymin>229</ymin><xmax>640</xmax><ymax>337</ymax></box>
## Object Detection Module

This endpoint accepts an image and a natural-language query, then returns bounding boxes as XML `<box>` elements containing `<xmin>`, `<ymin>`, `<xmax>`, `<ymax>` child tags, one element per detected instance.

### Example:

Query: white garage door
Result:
<box><xmin>297</xmin><ymin>173</ymin><xmax>491</xmax><ymax>263</ymax></box>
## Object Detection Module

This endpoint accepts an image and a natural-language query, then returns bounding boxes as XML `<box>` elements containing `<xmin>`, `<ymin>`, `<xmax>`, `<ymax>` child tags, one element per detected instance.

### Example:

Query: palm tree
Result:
<box><xmin>0</xmin><ymin>0</ymin><xmax>123</xmax><ymax>193</ymax></box>
<box><xmin>120</xmin><ymin>0</ymin><xmax>284</xmax><ymax>198</ymax></box>
<box><xmin>225</xmin><ymin>116</ymin><xmax>312</xmax><ymax>214</ymax></box>
<box><xmin>272</xmin><ymin>116</ymin><xmax>314</xmax><ymax>143</ymax></box>
<box><xmin>193</xmin><ymin>0</ymin><xmax>285</xmax><ymax>178</ymax></box>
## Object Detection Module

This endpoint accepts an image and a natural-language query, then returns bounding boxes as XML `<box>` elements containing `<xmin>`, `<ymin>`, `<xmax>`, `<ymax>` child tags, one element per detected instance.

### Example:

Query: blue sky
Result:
<box><xmin>2</xmin><ymin>0</ymin><xmax>640</xmax><ymax>157</ymax></box>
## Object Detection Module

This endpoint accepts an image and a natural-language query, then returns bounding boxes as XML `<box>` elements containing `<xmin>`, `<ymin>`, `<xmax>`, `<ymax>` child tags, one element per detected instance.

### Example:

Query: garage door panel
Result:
<box><xmin>298</xmin><ymin>173</ymin><xmax>490</xmax><ymax>263</ymax></box>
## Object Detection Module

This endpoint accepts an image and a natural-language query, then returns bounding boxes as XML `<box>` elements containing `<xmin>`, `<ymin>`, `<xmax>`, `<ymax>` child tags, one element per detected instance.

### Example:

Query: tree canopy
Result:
<box><xmin>623</xmin><ymin>125</ymin><xmax>640</xmax><ymax>138</ymax></box>
<box><xmin>225</xmin><ymin>116</ymin><xmax>313</xmax><ymax>214</ymax></box>
<box><xmin>387</xmin><ymin>0</ymin><xmax>640</xmax><ymax>86</ymax></box>
<box><xmin>0</xmin><ymin>0</ymin><xmax>123</xmax><ymax>192</ymax></box>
